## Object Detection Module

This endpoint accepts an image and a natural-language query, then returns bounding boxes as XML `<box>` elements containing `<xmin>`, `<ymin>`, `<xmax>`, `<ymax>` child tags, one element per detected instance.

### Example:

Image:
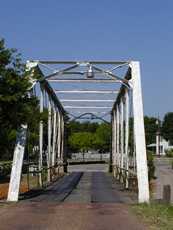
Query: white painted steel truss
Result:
<box><xmin>7</xmin><ymin>60</ymin><xmax>149</xmax><ymax>203</ymax></box>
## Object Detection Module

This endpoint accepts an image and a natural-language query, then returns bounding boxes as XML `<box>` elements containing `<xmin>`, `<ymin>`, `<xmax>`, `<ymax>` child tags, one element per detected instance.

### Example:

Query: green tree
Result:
<box><xmin>68</xmin><ymin>132</ymin><xmax>94</xmax><ymax>153</ymax></box>
<box><xmin>93</xmin><ymin>123</ymin><xmax>111</xmax><ymax>152</ymax></box>
<box><xmin>0</xmin><ymin>39</ymin><xmax>38</xmax><ymax>159</ymax></box>
<box><xmin>144</xmin><ymin>116</ymin><xmax>158</xmax><ymax>145</ymax></box>
<box><xmin>162</xmin><ymin>112</ymin><xmax>173</xmax><ymax>144</ymax></box>
<box><xmin>67</xmin><ymin>122</ymin><xmax>111</xmax><ymax>153</ymax></box>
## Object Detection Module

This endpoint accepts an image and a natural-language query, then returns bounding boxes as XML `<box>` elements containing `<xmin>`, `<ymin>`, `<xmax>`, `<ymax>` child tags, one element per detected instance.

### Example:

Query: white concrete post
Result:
<box><xmin>47</xmin><ymin>97</ymin><xmax>52</xmax><ymax>182</ymax></box>
<box><xmin>7</xmin><ymin>124</ymin><xmax>27</xmax><ymax>201</ymax></box>
<box><xmin>130</xmin><ymin>61</ymin><xmax>150</xmax><ymax>203</ymax></box>
<box><xmin>125</xmin><ymin>89</ymin><xmax>129</xmax><ymax>188</ymax></box>
<box><xmin>39</xmin><ymin>88</ymin><xmax>44</xmax><ymax>187</ymax></box>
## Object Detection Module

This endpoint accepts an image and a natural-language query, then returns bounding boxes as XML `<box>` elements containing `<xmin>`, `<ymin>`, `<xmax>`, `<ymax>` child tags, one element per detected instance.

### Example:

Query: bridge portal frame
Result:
<box><xmin>7</xmin><ymin>60</ymin><xmax>149</xmax><ymax>203</ymax></box>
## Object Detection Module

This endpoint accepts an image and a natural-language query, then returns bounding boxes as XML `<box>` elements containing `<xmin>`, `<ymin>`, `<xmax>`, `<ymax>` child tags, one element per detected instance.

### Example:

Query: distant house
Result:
<box><xmin>147</xmin><ymin>138</ymin><xmax>173</xmax><ymax>155</ymax></box>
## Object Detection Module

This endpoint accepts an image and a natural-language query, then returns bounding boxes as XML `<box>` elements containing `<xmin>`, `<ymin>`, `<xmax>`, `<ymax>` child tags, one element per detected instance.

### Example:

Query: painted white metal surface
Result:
<box><xmin>120</xmin><ymin>99</ymin><xmax>124</xmax><ymax>170</ymax></box>
<box><xmin>111</xmin><ymin>115</ymin><xmax>114</xmax><ymax>168</ymax></box>
<box><xmin>130</xmin><ymin>61</ymin><xmax>150</xmax><ymax>203</ymax></box>
<box><xmin>57</xmin><ymin>111</ymin><xmax>61</xmax><ymax>159</ymax></box>
<box><xmin>55</xmin><ymin>90</ymin><xmax>118</xmax><ymax>94</ymax></box>
<box><xmin>7</xmin><ymin>125</ymin><xmax>27</xmax><ymax>201</ymax></box>
<box><xmin>61</xmin><ymin>99</ymin><xmax>114</xmax><ymax>102</ymax></box>
<box><xmin>125</xmin><ymin>89</ymin><xmax>129</xmax><ymax>188</ymax></box>
<box><xmin>64</xmin><ymin>106</ymin><xmax>112</xmax><ymax>109</ymax></box>
<box><xmin>116</xmin><ymin>105</ymin><xmax>120</xmax><ymax>177</ymax></box>
<box><xmin>113</xmin><ymin>110</ymin><xmax>117</xmax><ymax>166</ymax></box>
<box><xmin>47</xmin><ymin>97</ymin><xmax>52</xmax><ymax>182</ymax></box>
<box><xmin>39</xmin><ymin>88</ymin><xmax>43</xmax><ymax>186</ymax></box>
<box><xmin>60</xmin><ymin>116</ymin><xmax>64</xmax><ymax>161</ymax></box>
<box><xmin>48</xmin><ymin>79</ymin><xmax>120</xmax><ymax>83</ymax></box>
<box><xmin>52</xmin><ymin>107</ymin><xmax>57</xmax><ymax>166</ymax></box>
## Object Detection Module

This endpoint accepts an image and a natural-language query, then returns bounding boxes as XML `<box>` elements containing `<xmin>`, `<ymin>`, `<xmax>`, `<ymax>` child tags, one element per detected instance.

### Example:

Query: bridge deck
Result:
<box><xmin>0</xmin><ymin>165</ymin><xmax>147</xmax><ymax>230</ymax></box>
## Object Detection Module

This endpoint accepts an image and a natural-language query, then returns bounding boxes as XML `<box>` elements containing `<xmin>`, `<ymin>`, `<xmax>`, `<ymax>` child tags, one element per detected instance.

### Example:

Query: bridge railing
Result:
<box><xmin>111</xmin><ymin>61</ymin><xmax>150</xmax><ymax>203</ymax></box>
<box><xmin>7</xmin><ymin>62</ymin><xmax>67</xmax><ymax>201</ymax></box>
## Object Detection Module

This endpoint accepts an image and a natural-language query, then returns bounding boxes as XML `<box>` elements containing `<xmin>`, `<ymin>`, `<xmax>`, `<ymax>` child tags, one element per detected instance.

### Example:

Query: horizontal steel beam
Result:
<box><xmin>61</xmin><ymin>99</ymin><xmax>114</xmax><ymax>102</ymax></box>
<box><xmin>48</xmin><ymin>79</ymin><xmax>120</xmax><ymax>83</ymax></box>
<box><xmin>40</xmin><ymin>80</ymin><xmax>66</xmax><ymax>115</ymax></box>
<box><xmin>32</xmin><ymin>60</ymin><xmax>129</xmax><ymax>65</ymax></box>
<box><xmin>55</xmin><ymin>90</ymin><xmax>119</xmax><ymax>94</ymax></box>
<box><xmin>64</xmin><ymin>106</ymin><xmax>112</xmax><ymax>109</ymax></box>
<box><xmin>68</xmin><ymin>111</ymin><xmax>109</xmax><ymax>114</ymax></box>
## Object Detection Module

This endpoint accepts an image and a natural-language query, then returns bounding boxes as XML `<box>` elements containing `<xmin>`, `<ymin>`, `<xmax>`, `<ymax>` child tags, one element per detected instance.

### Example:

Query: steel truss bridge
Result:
<box><xmin>7</xmin><ymin>60</ymin><xmax>149</xmax><ymax>203</ymax></box>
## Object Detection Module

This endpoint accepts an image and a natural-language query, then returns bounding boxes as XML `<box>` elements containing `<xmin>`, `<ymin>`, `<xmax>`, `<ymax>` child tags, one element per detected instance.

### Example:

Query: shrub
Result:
<box><xmin>0</xmin><ymin>163</ymin><xmax>11</xmax><ymax>178</ymax></box>
<box><xmin>147</xmin><ymin>151</ymin><xmax>155</xmax><ymax>181</ymax></box>
<box><xmin>165</xmin><ymin>149</ymin><xmax>173</xmax><ymax>158</ymax></box>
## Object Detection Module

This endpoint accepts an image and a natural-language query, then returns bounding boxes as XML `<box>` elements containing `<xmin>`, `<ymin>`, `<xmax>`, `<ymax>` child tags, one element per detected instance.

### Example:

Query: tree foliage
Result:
<box><xmin>67</xmin><ymin>122</ymin><xmax>111</xmax><ymax>153</ymax></box>
<box><xmin>68</xmin><ymin>132</ymin><xmax>94</xmax><ymax>153</ymax></box>
<box><xmin>93</xmin><ymin>123</ymin><xmax>111</xmax><ymax>152</ymax></box>
<box><xmin>144</xmin><ymin>116</ymin><xmax>158</xmax><ymax>145</ymax></box>
<box><xmin>0</xmin><ymin>39</ymin><xmax>38</xmax><ymax>159</ymax></box>
<box><xmin>162</xmin><ymin>112</ymin><xmax>173</xmax><ymax>144</ymax></box>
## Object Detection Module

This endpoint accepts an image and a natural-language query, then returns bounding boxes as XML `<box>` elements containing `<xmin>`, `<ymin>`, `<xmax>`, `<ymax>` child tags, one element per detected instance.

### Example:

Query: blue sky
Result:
<box><xmin>1</xmin><ymin>0</ymin><xmax>173</xmax><ymax>118</ymax></box>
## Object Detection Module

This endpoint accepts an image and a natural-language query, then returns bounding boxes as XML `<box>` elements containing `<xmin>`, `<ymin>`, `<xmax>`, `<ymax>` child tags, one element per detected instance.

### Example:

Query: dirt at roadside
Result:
<box><xmin>0</xmin><ymin>182</ymin><xmax>28</xmax><ymax>200</ymax></box>
<box><xmin>0</xmin><ymin>202</ymin><xmax>147</xmax><ymax>230</ymax></box>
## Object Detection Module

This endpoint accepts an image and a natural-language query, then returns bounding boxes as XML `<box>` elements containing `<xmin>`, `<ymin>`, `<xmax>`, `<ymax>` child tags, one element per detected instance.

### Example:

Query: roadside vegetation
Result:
<box><xmin>131</xmin><ymin>203</ymin><xmax>173</xmax><ymax>230</ymax></box>
<box><xmin>165</xmin><ymin>149</ymin><xmax>173</xmax><ymax>158</ymax></box>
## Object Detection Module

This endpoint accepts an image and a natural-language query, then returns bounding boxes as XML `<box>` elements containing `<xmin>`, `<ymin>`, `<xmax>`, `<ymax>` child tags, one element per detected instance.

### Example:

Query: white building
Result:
<box><xmin>147</xmin><ymin>138</ymin><xmax>173</xmax><ymax>156</ymax></box>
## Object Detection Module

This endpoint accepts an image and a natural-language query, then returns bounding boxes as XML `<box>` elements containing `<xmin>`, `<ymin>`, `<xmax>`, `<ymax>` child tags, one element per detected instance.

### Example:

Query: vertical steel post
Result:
<box><xmin>120</xmin><ymin>99</ymin><xmax>124</xmax><ymax>182</ymax></box>
<box><xmin>57</xmin><ymin>111</ymin><xmax>61</xmax><ymax>160</ymax></box>
<box><xmin>113</xmin><ymin>109</ymin><xmax>117</xmax><ymax>177</ymax></box>
<box><xmin>109</xmin><ymin>113</ymin><xmax>113</xmax><ymax>173</ymax></box>
<box><xmin>52</xmin><ymin>106</ymin><xmax>57</xmax><ymax>167</ymax></box>
<box><xmin>112</xmin><ymin>112</ymin><xmax>114</xmax><ymax>166</ymax></box>
<box><xmin>63</xmin><ymin>116</ymin><xmax>68</xmax><ymax>173</ymax></box>
<box><xmin>125</xmin><ymin>89</ymin><xmax>129</xmax><ymax>188</ymax></box>
<box><xmin>116</xmin><ymin>105</ymin><xmax>120</xmax><ymax>179</ymax></box>
<box><xmin>130</xmin><ymin>61</ymin><xmax>150</xmax><ymax>203</ymax></box>
<box><xmin>47</xmin><ymin>96</ymin><xmax>51</xmax><ymax>182</ymax></box>
<box><xmin>7</xmin><ymin>125</ymin><xmax>27</xmax><ymax>201</ymax></box>
<box><xmin>39</xmin><ymin>88</ymin><xmax>44</xmax><ymax>187</ymax></box>
<box><xmin>61</xmin><ymin>116</ymin><xmax>64</xmax><ymax>160</ymax></box>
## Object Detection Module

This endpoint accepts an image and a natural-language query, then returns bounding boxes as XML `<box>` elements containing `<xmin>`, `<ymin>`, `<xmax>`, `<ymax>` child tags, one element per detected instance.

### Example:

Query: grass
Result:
<box><xmin>131</xmin><ymin>203</ymin><xmax>173</xmax><ymax>230</ymax></box>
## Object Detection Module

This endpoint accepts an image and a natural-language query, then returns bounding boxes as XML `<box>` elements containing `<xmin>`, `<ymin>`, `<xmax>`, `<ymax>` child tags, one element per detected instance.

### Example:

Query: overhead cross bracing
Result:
<box><xmin>7</xmin><ymin>59</ymin><xmax>150</xmax><ymax>204</ymax></box>
<box><xmin>29</xmin><ymin>60</ymin><xmax>130</xmax><ymax>121</ymax></box>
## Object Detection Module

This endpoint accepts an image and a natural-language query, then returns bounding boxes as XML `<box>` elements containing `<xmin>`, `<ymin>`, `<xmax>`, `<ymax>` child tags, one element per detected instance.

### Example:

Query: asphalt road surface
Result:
<box><xmin>0</xmin><ymin>164</ymin><xmax>147</xmax><ymax>230</ymax></box>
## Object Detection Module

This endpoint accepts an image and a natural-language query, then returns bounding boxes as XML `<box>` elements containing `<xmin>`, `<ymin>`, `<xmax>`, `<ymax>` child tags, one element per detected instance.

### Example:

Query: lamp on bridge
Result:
<box><xmin>86</xmin><ymin>65</ymin><xmax>94</xmax><ymax>78</ymax></box>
